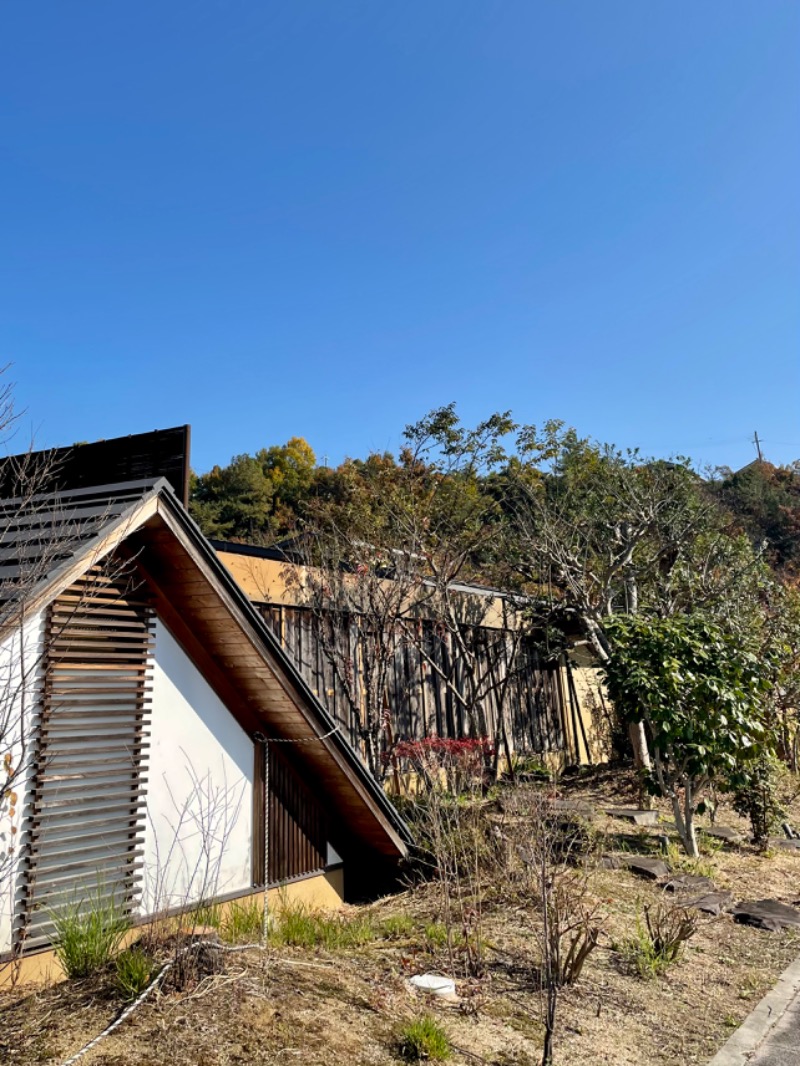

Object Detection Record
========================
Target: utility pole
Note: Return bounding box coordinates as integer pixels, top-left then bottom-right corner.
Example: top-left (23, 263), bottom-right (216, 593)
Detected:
top-left (753, 431), bottom-right (764, 462)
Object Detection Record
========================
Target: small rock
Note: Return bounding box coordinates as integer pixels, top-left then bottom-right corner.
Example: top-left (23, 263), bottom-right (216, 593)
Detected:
top-left (664, 874), bottom-right (715, 894)
top-left (604, 808), bottom-right (660, 827)
top-left (687, 891), bottom-right (734, 916)
top-left (732, 899), bottom-right (800, 932)
top-left (622, 855), bottom-right (671, 880)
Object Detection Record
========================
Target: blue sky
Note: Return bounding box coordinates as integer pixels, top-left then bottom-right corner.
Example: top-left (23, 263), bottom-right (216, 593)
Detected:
top-left (2, 2), bottom-right (798, 474)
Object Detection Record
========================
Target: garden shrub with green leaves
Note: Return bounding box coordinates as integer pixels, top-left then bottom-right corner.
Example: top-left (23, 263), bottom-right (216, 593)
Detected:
top-left (603, 613), bottom-right (773, 856)
top-left (728, 755), bottom-right (786, 849)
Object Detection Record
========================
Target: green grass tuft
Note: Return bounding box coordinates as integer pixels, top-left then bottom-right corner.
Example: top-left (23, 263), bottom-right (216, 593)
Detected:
top-left (269, 901), bottom-right (375, 950)
top-left (378, 914), bottom-right (415, 940)
top-left (423, 922), bottom-right (449, 951)
top-left (222, 898), bottom-right (264, 943)
top-left (51, 890), bottom-right (130, 979)
top-left (115, 947), bottom-right (157, 1000)
top-left (397, 1015), bottom-right (451, 1061)
top-left (190, 900), bottom-right (222, 930)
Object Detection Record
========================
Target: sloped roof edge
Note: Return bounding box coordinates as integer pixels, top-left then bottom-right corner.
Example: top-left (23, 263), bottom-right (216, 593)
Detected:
top-left (154, 488), bottom-right (412, 849)
top-left (0, 476), bottom-right (411, 852)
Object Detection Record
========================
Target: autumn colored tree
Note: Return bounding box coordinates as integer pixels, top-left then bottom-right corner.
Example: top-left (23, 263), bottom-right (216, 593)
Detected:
top-left (190, 436), bottom-right (316, 542)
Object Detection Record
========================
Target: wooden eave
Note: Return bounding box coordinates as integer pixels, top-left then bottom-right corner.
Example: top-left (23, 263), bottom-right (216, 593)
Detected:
top-left (123, 496), bottom-right (410, 859)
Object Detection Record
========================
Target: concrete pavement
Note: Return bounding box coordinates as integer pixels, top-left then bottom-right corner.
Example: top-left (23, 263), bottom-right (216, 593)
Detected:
top-left (708, 956), bottom-right (800, 1066)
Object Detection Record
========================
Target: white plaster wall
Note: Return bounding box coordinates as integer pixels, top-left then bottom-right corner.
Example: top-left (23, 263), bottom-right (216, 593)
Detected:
top-left (0, 611), bottom-right (45, 955)
top-left (141, 619), bottom-right (254, 916)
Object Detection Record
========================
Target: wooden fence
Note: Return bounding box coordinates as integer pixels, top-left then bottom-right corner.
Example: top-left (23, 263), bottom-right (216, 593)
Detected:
top-left (257, 603), bottom-right (583, 767)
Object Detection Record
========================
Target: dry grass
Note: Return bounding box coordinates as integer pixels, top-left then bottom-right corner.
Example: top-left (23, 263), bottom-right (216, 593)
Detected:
top-left (3, 770), bottom-right (800, 1066)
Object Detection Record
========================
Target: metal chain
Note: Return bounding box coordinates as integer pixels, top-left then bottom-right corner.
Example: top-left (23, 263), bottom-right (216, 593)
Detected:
top-left (258, 725), bottom-right (340, 743)
top-left (263, 737), bottom-right (269, 944)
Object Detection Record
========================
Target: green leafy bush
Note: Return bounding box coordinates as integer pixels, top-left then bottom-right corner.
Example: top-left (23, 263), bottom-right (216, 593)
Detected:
top-left (729, 756), bottom-right (786, 849)
top-left (51, 890), bottom-right (129, 979)
top-left (397, 1015), bottom-right (451, 1061)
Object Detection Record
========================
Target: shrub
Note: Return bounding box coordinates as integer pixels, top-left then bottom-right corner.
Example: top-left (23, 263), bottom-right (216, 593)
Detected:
top-left (51, 890), bottom-right (129, 979)
top-left (222, 898), bottom-right (263, 943)
top-left (623, 903), bottom-right (697, 979)
top-left (392, 736), bottom-right (494, 794)
top-left (729, 756), bottom-right (786, 849)
top-left (397, 1015), bottom-right (451, 1061)
top-left (115, 947), bottom-right (156, 1000)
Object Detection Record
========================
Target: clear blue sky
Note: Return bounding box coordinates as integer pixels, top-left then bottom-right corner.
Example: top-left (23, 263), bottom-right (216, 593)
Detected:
top-left (2, 2), bottom-right (798, 474)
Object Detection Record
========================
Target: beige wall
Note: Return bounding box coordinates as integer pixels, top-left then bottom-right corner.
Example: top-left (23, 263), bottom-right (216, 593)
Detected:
top-left (216, 550), bottom-right (524, 630)
top-left (0, 870), bottom-right (345, 990)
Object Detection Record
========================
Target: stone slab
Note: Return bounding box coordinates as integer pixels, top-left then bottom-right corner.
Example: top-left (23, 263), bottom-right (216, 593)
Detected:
top-left (771, 839), bottom-right (800, 852)
top-left (688, 891), bottom-right (734, 916)
top-left (623, 855), bottom-right (671, 880)
top-left (664, 874), bottom-right (715, 894)
top-left (732, 900), bottom-right (800, 933)
top-left (702, 826), bottom-right (746, 844)
top-left (550, 799), bottom-right (595, 821)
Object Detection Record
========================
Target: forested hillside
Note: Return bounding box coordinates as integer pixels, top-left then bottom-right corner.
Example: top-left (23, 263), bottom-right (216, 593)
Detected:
top-left (190, 413), bottom-right (800, 580)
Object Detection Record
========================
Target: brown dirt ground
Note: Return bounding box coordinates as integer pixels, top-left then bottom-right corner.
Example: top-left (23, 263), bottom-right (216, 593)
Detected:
top-left (4, 769), bottom-right (800, 1066)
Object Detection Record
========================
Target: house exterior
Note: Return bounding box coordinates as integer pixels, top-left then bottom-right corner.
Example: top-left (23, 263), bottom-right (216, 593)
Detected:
top-left (0, 477), bottom-right (410, 985)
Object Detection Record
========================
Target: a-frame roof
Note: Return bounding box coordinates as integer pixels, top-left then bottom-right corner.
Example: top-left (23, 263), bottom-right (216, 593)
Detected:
top-left (0, 476), bottom-right (411, 860)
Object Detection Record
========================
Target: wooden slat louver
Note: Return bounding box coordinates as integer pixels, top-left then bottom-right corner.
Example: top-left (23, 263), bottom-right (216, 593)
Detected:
top-left (268, 747), bottom-right (326, 885)
top-left (16, 566), bottom-right (154, 952)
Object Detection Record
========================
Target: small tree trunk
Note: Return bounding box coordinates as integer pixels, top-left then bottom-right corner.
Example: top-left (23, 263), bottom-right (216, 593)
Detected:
top-left (628, 720), bottom-right (652, 773)
top-left (670, 787), bottom-right (699, 858)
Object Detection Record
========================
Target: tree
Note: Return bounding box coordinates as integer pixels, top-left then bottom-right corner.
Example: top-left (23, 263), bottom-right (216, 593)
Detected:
top-left (292, 406), bottom-right (531, 780)
top-left (190, 437), bottom-right (316, 543)
top-left (506, 424), bottom-right (712, 770)
top-left (602, 613), bottom-right (772, 856)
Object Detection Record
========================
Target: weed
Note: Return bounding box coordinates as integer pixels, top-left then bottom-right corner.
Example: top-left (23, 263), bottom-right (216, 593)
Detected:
top-left (190, 900), bottom-right (222, 930)
top-left (115, 947), bottom-right (156, 1000)
top-left (665, 840), bottom-right (716, 878)
top-left (51, 889), bottom-right (129, 979)
top-left (222, 898), bottom-right (263, 943)
top-left (269, 901), bottom-right (375, 950)
top-left (378, 914), bottom-right (415, 940)
top-left (622, 903), bottom-right (697, 979)
top-left (397, 1015), bottom-right (451, 1061)
top-left (424, 922), bottom-right (449, 951)
top-left (737, 971), bottom-right (762, 1001)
